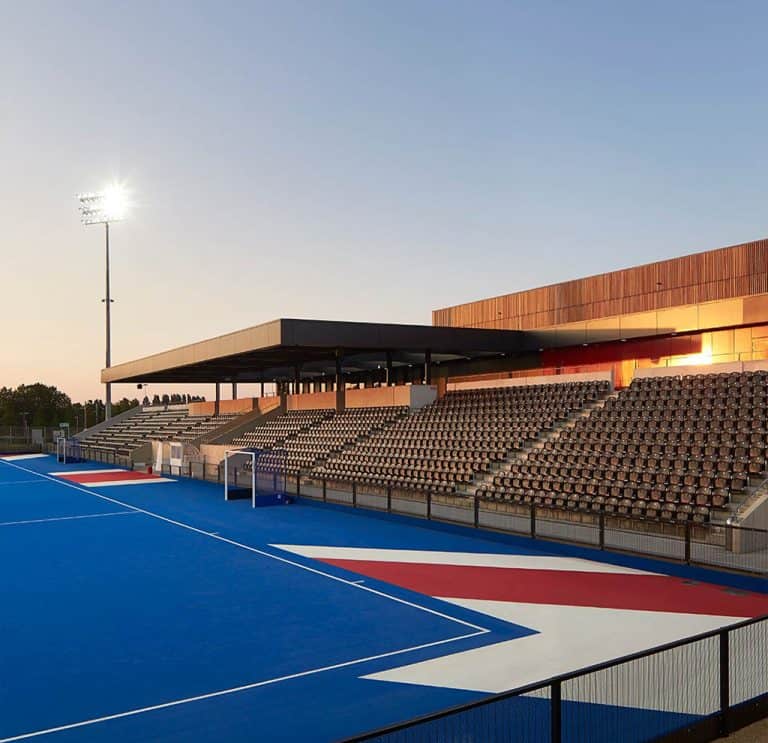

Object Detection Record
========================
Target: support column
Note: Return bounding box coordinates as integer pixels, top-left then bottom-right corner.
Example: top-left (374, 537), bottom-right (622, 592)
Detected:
top-left (260, 381), bottom-right (265, 398)
top-left (231, 382), bottom-right (238, 400)
top-left (335, 350), bottom-right (345, 412)
top-left (214, 383), bottom-right (221, 416)
top-left (424, 349), bottom-right (432, 385)
top-left (437, 376), bottom-right (447, 399)
top-left (386, 351), bottom-right (393, 387)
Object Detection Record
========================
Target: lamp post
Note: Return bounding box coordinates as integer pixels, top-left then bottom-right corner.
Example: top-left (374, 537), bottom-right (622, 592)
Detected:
top-left (77, 184), bottom-right (131, 420)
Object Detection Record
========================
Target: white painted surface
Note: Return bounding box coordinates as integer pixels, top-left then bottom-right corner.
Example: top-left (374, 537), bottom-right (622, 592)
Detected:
top-left (80, 478), bottom-right (175, 487)
top-left (271, 545), bottom-right (656, 575)
top-left (0, 453), bottom-right (48, 461)
top-left (364, 599), bottom-right (743, 714)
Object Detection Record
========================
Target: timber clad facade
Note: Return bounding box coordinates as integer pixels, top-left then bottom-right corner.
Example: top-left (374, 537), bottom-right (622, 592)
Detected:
top-left (432, 239), bottom-right (768, 331)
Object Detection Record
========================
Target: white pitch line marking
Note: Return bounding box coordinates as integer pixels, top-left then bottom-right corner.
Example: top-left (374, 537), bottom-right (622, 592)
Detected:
top-left (0, 627), bottom-right (484, 743)
top-left (0, 459), bottom-right (490, 634)
top-left (48, 469), bottom-right (125, 476)
top-left (0, 511), bottom-right (137, 528)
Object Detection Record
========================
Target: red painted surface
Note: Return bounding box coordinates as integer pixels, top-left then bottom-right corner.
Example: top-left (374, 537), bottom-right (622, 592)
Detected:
top-left (321, 559), bottom-right (768, 617)
top-left (60, 471), bottom-right (161, 484)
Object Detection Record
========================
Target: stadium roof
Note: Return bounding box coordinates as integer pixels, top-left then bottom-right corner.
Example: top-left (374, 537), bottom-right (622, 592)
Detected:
top-left (101, 318), bottom-right (531, 384)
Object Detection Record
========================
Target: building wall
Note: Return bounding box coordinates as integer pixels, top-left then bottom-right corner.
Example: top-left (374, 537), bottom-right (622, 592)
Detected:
top-left (286, 385), bottom-right (437, 411)
top-left (434, 238), bottom-right (768, 388)
top-left (433, 238), bottom-right (768, 331)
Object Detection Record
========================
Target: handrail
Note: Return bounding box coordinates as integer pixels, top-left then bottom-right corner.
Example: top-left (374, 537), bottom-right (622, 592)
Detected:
top-left (340, 612), bottom-right (768, 742)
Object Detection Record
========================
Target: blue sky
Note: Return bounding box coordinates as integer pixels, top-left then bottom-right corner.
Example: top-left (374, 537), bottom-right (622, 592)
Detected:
top-left (2, 1), bottom-right (767, 401)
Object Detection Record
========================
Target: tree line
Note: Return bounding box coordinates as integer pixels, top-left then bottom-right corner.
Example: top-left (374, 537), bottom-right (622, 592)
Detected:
top-left (0, 384), bottom-right (205, 431)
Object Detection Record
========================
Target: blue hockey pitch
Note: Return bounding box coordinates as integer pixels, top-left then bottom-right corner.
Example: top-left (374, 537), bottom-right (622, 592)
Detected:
top-left (1, 455), bottom-right (766, 742)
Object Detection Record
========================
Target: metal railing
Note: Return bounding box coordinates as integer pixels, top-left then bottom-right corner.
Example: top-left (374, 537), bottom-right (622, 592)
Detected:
top-left (291, 475), bottom-right (768, 576)
top-left (341, 614), bottom-right (768, 743)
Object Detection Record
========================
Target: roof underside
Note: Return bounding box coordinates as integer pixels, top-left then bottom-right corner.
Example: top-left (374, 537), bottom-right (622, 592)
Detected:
top-left (102, 319), bottom-right (530, 383)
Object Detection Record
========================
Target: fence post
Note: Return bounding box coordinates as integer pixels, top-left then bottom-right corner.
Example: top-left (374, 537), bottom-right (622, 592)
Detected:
top-left (217, 464), bottom-right (222, 484)
top-left (474, 495), bottom-right (480, 528)
top-left (685, 522), bottom-right (692, 565)
top-left (188, 461), bottom-right (192, 478)
top-left (323, 478), bottom-right (327, 503)
top-left (531, 503), bottom-right (537, 539)
top-left (720, 630), bottom-right (730, 737)
top-left (296, 477), bottom-right (301, 498)
top-left (427, 491), bottom-right (432, 520)
top-left (551, 679), bottom-right (562, 743)
top-left (387, 486), bottom-right (392, 513)
top-left (599, 511), bottom-right (605, 550)
top-left (352, 481), bottom-right (357, 508)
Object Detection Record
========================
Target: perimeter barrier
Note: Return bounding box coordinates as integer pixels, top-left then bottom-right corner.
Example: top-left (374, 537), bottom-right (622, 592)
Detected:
top-left (292, 475), bottom-right (768, 576)
top-left (340, 614), bottom-right (768, 743)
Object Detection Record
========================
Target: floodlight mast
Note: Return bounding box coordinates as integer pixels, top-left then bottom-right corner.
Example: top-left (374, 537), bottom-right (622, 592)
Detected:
top-left (77, 185), bottom-right (129, 421)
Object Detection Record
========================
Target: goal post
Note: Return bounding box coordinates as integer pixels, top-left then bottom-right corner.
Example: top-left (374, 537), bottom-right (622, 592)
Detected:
top-left (223, 447), bottom-right (292, 508)
top-left (223, 449), bottom-right (256, 502)
top-left (56, 437), bottom-right (84, 465)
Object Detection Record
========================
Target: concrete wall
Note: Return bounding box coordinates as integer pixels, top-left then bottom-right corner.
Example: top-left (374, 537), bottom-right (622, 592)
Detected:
top-left (188, 398), bottom-right (258, 416)
top-left (448, 370), bottom-right (614, 391)
top-left (204, 398), bottom-right (284, 446)
top-left (287, 391), bottom-right (337, 411)
top-left (408, 384), bottom-right (438, 409)
top-left (286, 385), bottom-right (437, 411)
top-left (199, 443), bottom-right (231, 465)
top-left (736, 490), bottom-right (768, 532)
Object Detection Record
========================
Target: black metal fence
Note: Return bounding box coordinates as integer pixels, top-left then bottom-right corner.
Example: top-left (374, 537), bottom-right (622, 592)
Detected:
top-left (340, 614), bottom-right (768, 743)
top-left (289, 475), bottom-right (768, 576)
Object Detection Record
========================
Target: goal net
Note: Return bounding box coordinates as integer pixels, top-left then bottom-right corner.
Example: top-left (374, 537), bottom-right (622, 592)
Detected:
top-left (223, 447), bottom-right (291, 507)
top-left (56, 437), bottom-right (84, 465)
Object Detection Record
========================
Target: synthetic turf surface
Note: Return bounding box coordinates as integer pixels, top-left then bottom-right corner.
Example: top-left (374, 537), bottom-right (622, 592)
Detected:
top-left (1, 455), bottom-right (766, 742)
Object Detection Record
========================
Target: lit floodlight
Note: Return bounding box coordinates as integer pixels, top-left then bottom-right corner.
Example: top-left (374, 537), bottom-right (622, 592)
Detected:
top-left (76, 180), bottom-right (135, 421)
top-left (78, 182), bottom-right (131, 225)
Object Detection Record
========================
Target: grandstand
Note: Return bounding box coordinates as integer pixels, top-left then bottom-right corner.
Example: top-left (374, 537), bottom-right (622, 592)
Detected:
top-left (232, 409), bottom-right (333, 451)
top-left (80, 241), bottom-right (768, 547)
top-left (314, 381), bottom-right (609, 493)
top-left (77, 405), bottom-right (239, 459)
top-left (475, 371), bottom-right (768, 524)
top-left (239, 406), bottom-right (410, 476)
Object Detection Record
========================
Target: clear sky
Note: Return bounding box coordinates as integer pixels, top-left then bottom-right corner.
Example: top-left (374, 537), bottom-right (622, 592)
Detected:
top-left (2, 1), bottom-right (767, 403)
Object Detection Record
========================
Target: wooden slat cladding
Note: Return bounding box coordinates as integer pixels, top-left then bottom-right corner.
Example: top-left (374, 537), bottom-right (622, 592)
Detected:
top-left (433, 239), bottom-right (768, 330)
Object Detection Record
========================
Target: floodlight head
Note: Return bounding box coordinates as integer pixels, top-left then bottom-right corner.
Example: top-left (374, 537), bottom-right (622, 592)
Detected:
top-left (78, 182), bottom-right (131, 225)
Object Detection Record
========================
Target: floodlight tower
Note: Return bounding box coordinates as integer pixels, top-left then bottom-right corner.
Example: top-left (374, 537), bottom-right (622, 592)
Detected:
top-left (77, 183), bottom-right (130, 420)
